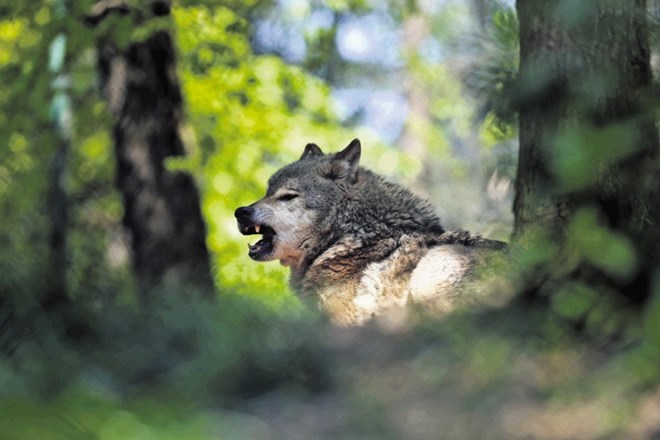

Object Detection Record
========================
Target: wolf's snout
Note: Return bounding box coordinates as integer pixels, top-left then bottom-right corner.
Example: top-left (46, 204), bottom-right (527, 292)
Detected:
top-left (234, 206), bottom-right (254, 223)
top-left (235, 204), bottom-right (276, 261)
top-left (235, 205), bottom-right (274, 237)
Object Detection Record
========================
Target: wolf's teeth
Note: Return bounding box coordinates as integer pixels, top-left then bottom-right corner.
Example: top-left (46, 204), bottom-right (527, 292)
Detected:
top-left (255, 225), bottom-right (261, 234)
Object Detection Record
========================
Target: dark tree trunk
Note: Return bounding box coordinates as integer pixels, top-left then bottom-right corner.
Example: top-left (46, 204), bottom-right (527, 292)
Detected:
top-left (91, 3), bottom-right (214, 299)
top-left (514, 0), bottom-right (660, 304)
top-left (45, 137), bottom-right (69, 308)
top-left (45, 2), bottom-right (73, 309)
top-left (514, 0), bottom-right (573, 238)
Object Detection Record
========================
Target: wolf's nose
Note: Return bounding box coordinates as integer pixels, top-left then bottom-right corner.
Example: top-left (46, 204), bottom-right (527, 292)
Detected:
top-left (234, 206), bottom-right (254, 222)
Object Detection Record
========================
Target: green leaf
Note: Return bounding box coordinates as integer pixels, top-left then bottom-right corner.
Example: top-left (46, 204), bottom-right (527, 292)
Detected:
top-left (567, 207), bottom-right (638, 280)
top-left (551, 282), bottom-right (599, 320)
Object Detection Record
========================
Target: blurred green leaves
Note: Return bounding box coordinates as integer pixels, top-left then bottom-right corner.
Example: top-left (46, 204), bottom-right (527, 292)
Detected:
top-left (0, 290), bottom-right (327, 439)
top-left (566, 207), bottom-right (637, 281)
top-left (175, 5), bottom-right (330, 302)
top-left (551, 282), bottom-right (600, 321)
top-left (551, 123), bottom-right (640, 193)
top-left (465, 5), bottom-right (519, 130)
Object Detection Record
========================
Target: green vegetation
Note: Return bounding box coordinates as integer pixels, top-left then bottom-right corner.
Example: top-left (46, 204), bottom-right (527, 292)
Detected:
top-left (0, 1), bottom-right (658, 439)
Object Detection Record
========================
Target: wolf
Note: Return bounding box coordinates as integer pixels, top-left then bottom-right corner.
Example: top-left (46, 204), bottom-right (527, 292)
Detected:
top-left (235, 139), bottom-right (505, 325)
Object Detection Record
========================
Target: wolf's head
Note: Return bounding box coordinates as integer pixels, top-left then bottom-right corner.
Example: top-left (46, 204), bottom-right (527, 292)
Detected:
top-left (234, 139), bottom-right (362, 271)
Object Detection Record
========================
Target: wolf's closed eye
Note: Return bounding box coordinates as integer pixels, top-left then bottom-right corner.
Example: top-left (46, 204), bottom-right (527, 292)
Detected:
top-left (277, 193), bottom-right (298, 201)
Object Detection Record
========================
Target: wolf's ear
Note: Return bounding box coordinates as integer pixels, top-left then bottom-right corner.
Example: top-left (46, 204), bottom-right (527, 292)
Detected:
top-left (330, 138), bottom-right (361, 184)
top-left (300, 143), bottom-right (324, 161)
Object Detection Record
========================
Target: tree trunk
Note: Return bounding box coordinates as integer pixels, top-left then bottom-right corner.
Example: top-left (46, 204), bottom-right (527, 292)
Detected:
top-left (514, 0), bottom-right (659, 304)
top-left (514, 0), bottom-right (570, 238)
top-left (91, 2), bottom-right (214, 299)
top-left (399, 1), bottom-right (434, 195)
top-left (45, 3), bottom-right (72, 309)
top-left (400, 4), bottom-right (430, 160)
top-left (471, 0), bottom-right (490, 30)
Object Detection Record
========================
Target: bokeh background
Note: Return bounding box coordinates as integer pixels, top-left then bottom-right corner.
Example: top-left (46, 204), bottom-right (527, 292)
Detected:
top-left (1, 1), bottom-right (659, 439)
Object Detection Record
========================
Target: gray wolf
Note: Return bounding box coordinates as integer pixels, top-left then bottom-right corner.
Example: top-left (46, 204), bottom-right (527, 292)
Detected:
top-left (235, 139), bottom-right (505, 325)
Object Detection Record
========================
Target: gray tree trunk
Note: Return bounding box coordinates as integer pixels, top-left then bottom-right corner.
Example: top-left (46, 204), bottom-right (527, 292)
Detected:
top-left (514, 0), bottom-right (659, 303)
top-left (400, 2), bottom-right (432, 194)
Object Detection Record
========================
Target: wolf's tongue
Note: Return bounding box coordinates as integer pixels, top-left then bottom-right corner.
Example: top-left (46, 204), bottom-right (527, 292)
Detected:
top-left (248, 238), bottom-right (273, 259)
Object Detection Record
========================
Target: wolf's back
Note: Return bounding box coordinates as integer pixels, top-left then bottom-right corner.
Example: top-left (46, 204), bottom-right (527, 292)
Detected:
top-left (304, 227), bottom-right (504, 325)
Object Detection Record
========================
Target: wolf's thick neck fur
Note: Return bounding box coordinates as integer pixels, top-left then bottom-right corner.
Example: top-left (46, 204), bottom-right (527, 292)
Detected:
top-left (293, 168), bottom-right (439, 270)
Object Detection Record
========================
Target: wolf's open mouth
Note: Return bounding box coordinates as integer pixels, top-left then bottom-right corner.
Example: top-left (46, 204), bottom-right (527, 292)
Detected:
top-left (240, 224), bottom-right (276, 260)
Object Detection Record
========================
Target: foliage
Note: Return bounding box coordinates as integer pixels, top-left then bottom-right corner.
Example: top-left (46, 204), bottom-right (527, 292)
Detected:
top-left (1, 289), bottom-right (658, 439)
top-left (0, 0), bottom-right (659, 439)
top-left (464, 5), bottom-right (519, 129)
top-left (0, 291), bottom-right (327, 439)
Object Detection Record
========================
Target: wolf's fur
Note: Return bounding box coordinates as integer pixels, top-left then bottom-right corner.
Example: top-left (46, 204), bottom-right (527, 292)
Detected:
top-left (235, 139), bottom-right (504, 325)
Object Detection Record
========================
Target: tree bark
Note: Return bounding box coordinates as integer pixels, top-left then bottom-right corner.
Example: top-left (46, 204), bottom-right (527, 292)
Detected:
top-left (471, 0), bottom-right (490, 30)
top-left (45, 3), bottom-right (73, 309)
top-left (92, 2), bottom-right (214, 299)
top-left (400, 5), bottom-right (431, 160)
top-left (399, 1), bottom-right (434, 196)
top-left (514, 0), bottom-right (570, 238)
top-left (514, 0), bottom-right (659, 303)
